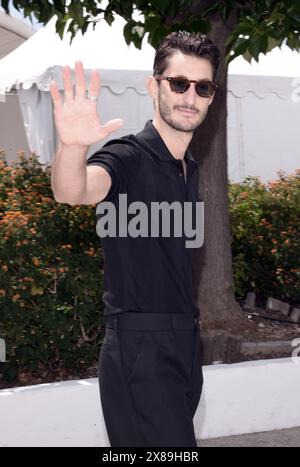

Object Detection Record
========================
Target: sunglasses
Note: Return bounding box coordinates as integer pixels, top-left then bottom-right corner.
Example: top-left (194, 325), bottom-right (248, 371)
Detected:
top-left (155, 75), bottom-right (217, 98)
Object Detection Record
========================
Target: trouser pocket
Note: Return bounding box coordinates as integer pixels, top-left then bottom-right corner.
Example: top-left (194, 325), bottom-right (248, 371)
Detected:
top-left (119, 329), bottom-right (148, 384)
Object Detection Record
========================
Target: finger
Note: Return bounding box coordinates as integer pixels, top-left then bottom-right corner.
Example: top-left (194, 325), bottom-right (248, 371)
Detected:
top-left (62, 66), bottom-right (73, 102)
top-left (101, 118), bottom-right (124, 137)
top-left (49, 80), bottom-right (62, 109)
top-left (89, 69), bottom-right (100, 99)
top-left (75, 61), bottom-right (86, 100)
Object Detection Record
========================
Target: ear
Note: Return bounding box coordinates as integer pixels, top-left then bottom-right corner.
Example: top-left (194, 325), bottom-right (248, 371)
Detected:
top-left (147, 76), bottom-right (157, 99)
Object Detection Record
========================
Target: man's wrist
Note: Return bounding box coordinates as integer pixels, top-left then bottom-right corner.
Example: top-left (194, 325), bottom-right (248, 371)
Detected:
top-left (58, 141), bottom-right (89, 157)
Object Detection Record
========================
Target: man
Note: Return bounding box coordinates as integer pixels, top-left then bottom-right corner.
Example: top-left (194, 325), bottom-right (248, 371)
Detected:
top-left (50, 31), bottom-right (220, 447)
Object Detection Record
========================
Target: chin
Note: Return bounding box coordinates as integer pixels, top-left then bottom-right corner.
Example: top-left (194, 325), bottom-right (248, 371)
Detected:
top-left (171, 120), bottom-right (200, 133)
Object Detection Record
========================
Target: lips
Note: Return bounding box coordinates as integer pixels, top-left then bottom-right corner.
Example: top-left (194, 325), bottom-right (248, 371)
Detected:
top-left (176, 107), bottom-right (198, 115)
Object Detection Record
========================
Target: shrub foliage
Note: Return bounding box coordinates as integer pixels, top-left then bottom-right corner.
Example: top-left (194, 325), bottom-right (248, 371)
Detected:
top-left (229, 170), bottom-right (300, 306)
top-left (0, 152), bottom-right (299, 384)
top-left (0, 152), bottom-right (104, 383)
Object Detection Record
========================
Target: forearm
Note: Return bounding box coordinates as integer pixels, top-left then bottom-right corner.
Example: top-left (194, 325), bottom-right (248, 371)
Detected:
top-left (51, 142), bottom-right (88, 205)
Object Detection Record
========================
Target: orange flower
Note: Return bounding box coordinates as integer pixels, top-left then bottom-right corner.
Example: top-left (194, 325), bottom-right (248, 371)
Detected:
top-left (12, 293), bottom-right (21, 302)
top-left (61, 244), bottom-right (72, 250)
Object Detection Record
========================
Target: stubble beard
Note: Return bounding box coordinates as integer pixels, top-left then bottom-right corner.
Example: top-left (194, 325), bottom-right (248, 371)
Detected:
top-left (157, 89), bottom-right (208, 133)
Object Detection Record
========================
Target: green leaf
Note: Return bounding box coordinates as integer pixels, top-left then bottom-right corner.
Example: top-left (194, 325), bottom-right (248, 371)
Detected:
top-left (68, 1), bottom-right (83, 21)
top-left (12, 0), bottom-right (20, 12)
top-left (242, 50), bottom-right (252, 63)
top-left (53, 0), bottom-right (65, 15)
top-left (179, 0), bottom-right (193, 10)
top-left (234, 22), bottom-right (254, 36)
top-left (1, 0), bottom-right (10, 14)
top-left (31, 285), bottom-right (44, 296)
top-left (286, 35), bottom-right (300, 50)
top-left (219, 1), bottom-right (232, 23)
top-left (188, 18), bottom-right (210, 34)
top-left (201, 1), bottom-right (221, 19)
top-left (226, 37), bottom-right (249, 64)
top-left (148, 27), bottom-right (169, 50)
top-left (265, 0), bottom-right (274, 9)
top-left (225, 32), bottom-right (237, 51)
top-left (81, 21), bottom-right (90, 36)
top-left (267, 35), bottom-right (280, 52)
top-left (123, 19), bottom-right (141, 46)
top-left (150, 0), bottom-right (172, 16)
top-left (168, 1), bottom-right (180, 19)
top-left (248, 36), bottom-right (262, 61)
top-left (260, 34), bottom-right (269, 54)
top-left (144, 15), bottom-right (161, 32)
top-left (55, 16), bottom-right (68, 40)
top-left (104, 11), bottom-right (115, 26)
top-left (234, 37), bottom-right (249, 55)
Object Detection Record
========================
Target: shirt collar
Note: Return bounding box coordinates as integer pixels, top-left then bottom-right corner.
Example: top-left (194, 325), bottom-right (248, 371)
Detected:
top-left (136, 120), bottom-right (200, 165)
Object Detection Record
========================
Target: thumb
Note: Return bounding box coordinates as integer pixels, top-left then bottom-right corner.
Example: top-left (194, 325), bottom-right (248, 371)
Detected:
top-left (102, 118), bottom-right (124, 136)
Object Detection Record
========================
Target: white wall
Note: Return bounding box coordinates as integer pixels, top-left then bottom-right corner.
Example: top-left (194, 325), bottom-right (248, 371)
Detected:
top-left (196, 357), bottom-right (300, 439)
top-left (0, 93), bottom-right (30, 163)
top-left (227, 77), bottom-right (300, 183)
top-left (0, 358), bottom-right (299, 447)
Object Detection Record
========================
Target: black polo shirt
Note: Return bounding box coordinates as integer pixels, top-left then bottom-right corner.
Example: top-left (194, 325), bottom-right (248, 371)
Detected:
top-left (86, 120), bottom-right (201, 317)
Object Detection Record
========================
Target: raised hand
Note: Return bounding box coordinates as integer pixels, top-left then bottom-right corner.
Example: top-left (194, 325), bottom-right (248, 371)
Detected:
top-left (50, 61), bottom-right (123, 147)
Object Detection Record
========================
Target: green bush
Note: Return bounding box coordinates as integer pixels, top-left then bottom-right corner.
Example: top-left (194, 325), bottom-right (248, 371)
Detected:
top-left (0, 151), bottom-right (104, 384)
top-left (229, 170), bottom-right (300, 306)
top-left (1, 151), bottom-right (299, 385)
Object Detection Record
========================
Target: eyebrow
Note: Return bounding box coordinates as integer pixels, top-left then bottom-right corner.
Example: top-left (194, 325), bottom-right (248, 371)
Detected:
top-left (166, 74), bottom-right (212, 80)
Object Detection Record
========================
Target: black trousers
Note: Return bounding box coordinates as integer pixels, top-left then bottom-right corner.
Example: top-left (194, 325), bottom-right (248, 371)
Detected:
top-left (98, 311), bottom-right (203, 447)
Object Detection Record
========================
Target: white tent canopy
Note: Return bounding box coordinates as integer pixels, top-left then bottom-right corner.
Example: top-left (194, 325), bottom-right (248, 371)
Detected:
top-left (0, 14), bottom-right (155, 94)
top-left (0, 15), bottom-right (157, 163)
top-left (0, 14), bottom-right (299, 180)
top-left (0, 10), bottom-right (34, 59)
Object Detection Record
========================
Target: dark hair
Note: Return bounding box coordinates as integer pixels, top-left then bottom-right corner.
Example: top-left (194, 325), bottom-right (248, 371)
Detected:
top-left (153, 31), bottom-right (220, 81)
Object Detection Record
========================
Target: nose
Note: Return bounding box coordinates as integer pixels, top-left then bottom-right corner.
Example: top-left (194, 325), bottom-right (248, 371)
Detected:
top-left (182, 83), bottom-right (198, 105)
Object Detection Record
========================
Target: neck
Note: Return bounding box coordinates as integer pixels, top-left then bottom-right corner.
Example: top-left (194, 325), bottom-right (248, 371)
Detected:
top-left (152, 117), bottom-right (193, 160)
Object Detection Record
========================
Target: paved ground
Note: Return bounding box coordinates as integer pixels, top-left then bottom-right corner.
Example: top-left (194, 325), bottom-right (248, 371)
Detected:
top-left (198, 427), bottom-right (300, 447)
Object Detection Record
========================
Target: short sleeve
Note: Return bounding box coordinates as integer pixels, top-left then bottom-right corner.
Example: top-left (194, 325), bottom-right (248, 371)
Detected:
top-left (86, 138), bottom-right (140, 202)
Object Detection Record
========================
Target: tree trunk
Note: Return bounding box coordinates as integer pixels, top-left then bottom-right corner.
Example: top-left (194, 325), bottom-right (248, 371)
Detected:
top-left (191, 13), bottom-right (244, 328)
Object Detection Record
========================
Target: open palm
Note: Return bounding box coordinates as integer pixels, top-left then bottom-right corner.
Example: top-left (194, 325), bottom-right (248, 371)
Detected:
top-left (50, 61), bottom-right (123, 147)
